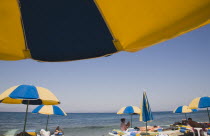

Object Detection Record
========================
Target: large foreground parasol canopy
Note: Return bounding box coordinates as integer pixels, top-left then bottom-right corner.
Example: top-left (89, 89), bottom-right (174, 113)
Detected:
top-left (0, 0), bottom-right (210, 62)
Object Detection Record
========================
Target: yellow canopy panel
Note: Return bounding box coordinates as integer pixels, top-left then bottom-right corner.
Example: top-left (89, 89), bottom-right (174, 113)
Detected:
top-left (95, 0), bottom-right (210, 52)
top-left (0, 0), bottom-right (28, 60)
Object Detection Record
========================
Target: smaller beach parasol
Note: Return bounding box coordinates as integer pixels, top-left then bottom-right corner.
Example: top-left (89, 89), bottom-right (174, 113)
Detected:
top-left (32, 105), bottom-right (67, 131)
top-left (189, 96), bottom-right (210, 122)
top-left (0, 85), bottom-right (60, 134)
top-left (140, 92), bottom-right (153, 134)
top-left (173, 105), bottom-right (197, 120)
top-left (117, 106), bottom-right (141, 128)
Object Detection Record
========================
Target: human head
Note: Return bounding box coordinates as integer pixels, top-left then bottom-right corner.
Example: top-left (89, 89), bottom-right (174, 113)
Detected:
top-left (55, 126), bottom-right (60, 130)
top-left (121, 118), bottom-right (125, 123)
top-left (188, 118), bottom-right (192, 121)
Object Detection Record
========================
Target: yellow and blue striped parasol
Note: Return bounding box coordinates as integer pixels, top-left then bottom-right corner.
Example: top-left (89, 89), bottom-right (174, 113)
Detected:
top-left (0, 85), bottom-right (60, 105)
top-left (0, 85), bottom-right (60, 133)
top-left (173, 105), bottom-right (197, 120)
top-left (32, 105), bottom-right (67, 131)
top-left (189, 96), bottom-right (210, 122)
top-left (140, 92), bottom-right (153, 133)
top-left (0, 0), bottom-right (209, 62)
top-left (117, 106), bottom-right (140, 127)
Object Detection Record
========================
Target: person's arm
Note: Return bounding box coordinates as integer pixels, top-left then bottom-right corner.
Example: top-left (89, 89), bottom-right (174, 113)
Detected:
top-left (126, 121), bottom-right (130, 128)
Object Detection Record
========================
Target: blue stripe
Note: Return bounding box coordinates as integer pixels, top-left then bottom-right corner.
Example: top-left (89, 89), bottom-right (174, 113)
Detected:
top-left (32, 105), bottom-right (44, 113)
top-left (198, 97), bottom-right (210, 108)
top-left (53, 106), bottom-right (65, 116)
top-left (192, 109), bottom-right (198, 112)
top-left (175, 106), bottom-right (183, 113)
top-left (142, 92), bottom-right (153, 122)
top-left (9, 85), bottom-right (39, 99)
top-left (123, 106), bottom-right (135, 114)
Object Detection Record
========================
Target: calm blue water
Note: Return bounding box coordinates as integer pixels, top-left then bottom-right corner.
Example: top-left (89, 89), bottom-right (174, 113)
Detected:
top-left (0, 111), bottom-right (209, 136)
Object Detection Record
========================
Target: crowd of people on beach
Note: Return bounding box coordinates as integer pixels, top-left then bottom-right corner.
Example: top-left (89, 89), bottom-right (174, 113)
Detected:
top-left (120, 117), bottom-right (210, 133)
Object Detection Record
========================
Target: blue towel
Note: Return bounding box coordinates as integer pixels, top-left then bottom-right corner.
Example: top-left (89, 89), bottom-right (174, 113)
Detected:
top-left (207, 129), bottom-right (210, 135)
top-left (180, 129), bottom-right (188, 133)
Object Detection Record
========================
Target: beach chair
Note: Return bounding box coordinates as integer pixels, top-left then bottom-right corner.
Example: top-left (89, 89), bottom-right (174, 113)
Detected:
top-left (40, 129), bottom-right (50, 136)
top-left (179, 126), bottom-right (196, 136)
top-left (203, 128), bottom-right (210, 136)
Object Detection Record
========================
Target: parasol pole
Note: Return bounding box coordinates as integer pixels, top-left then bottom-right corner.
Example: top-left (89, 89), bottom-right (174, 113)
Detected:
top-left (23, 100), bottom-right (29, 133)
top-left (207, 107), bottom-right (210, 123)
top-left (130, 114), bottom-right (132, 128)
top-left (46, 115), bottom-right (50, 131)
top-left (146, 121), bottom-right (148, 135)
top-left (185, 113), bottom-right (187, 120)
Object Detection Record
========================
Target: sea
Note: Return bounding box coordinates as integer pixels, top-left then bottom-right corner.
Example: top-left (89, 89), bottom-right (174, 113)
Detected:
top-left (0, 111), bottom-right (209, 136)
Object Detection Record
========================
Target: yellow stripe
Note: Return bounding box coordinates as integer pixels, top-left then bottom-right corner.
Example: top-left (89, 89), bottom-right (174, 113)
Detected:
top-left (95, 0), bottom-right (210, 52)
top-left (189, 97), bottom-right (200, 109)
top-left (0, 86), bottom-right (22, 104)
top-left (139, 103), bottom-right (143, 121)
top-left (132, 106), bottom-right (141, 114)
top-left (182, 105), bottom-right (194, 113)
top-left (59, 106), bottom-right (67, 116)
top-left (39, 105), bottom-right (54, 115)
top-left (0, 86), bottom-right (18, 100)
top-left (1, 97), bottom-right (22, 104)
top-left (117, 107), bottom-right (126, 114)
top-left (0, 0), bottom-right (28, 60)
top-left (37, 87), bottom-right (60, 105)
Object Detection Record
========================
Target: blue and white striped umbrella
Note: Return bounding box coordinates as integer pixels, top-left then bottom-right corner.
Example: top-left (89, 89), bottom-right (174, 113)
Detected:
top-left (32, 105), bottom-right (67, 131)
top-left (0, 85), bottom-right (60, 105)
top-left (140, 92), bottom-right (153, 133)
top-left (189, 96), bottom-right (210, 122)
top-left (32, 105), bottom-right (67, 116)
top-left (173, 105), bottom-right (197, 120)
top-left (117, 106), bottom-right (140, 127)
top-left (117, 106), bottom-right (140, 115)
top-left (174, 105), bottom-right (197, 113)
top-left (0, 85), bottom-right (60, 132)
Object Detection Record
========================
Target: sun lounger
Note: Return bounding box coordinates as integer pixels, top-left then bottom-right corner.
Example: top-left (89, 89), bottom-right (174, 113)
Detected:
top-left (39, 129), bottom-right (50, 136)
top-left (109, 128), bottom-right (141, 136)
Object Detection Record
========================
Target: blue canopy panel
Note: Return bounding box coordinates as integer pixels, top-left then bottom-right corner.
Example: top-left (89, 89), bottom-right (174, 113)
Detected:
top-left (175, 106), bottom-right (183, 113)
top-left (9, 85), bottom-right (39, 99)
top-left (123, 106), bottom-right (135, 114)
top-left (19, 0), bottom-right (117, 62)
top-left (198, 97), bottom-right (210, 108)
top-left (53, 105), bottom-right (66, 115)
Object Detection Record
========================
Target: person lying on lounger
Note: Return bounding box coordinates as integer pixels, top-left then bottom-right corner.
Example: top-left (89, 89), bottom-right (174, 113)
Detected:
top-left (54, 126), bottom-right (63, 135)
top-left (187, 118), bottom-right (204, 128)
top-left (139, 125), bottom-right (161, 131)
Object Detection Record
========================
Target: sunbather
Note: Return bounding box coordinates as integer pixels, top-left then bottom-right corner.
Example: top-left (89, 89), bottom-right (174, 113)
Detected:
top-left (139, 125), bottom-right (161, 132)
top-left (187, 118), bottom-right (204, 128)
top-left (54, 126), bottom-right (63, 135)
top-left (120, 118), bottom-right (130, 131)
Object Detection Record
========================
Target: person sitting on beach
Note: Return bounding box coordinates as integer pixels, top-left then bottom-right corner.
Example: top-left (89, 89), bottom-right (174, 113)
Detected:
top-left (120, 118), bottom-right (130, 131)
top-left (187, 118), bottom-right (204, 128)
top-left (54, 126), bottom-right (63, 135)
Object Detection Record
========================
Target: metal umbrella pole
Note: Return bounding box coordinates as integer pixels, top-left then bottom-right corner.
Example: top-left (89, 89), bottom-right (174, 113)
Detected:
top-left (23, 100), bottom-right (29, 132)
top-left (46, 115), bottom-right (50, 131)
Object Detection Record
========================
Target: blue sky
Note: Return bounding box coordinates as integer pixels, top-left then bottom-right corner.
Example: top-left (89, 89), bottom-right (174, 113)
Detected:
top-left (0, 24), bottom-right (209, 113)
